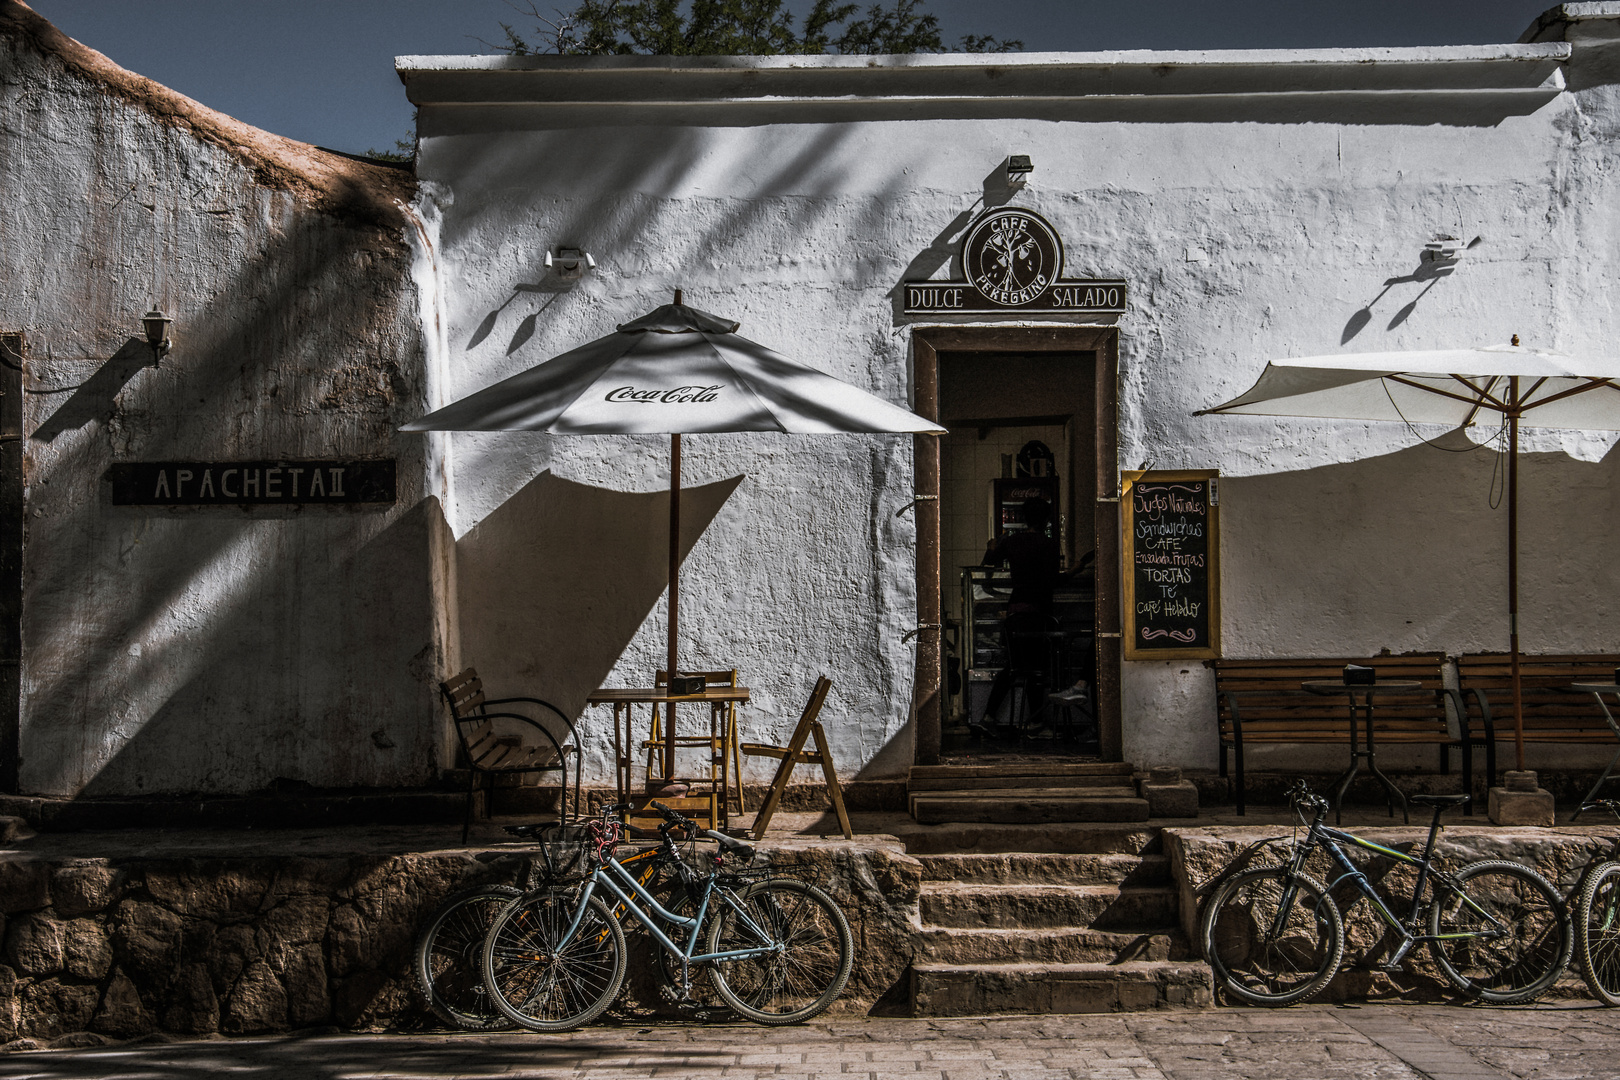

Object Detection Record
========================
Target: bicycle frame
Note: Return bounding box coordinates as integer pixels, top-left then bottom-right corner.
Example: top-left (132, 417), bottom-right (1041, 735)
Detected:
top-left (554, 847), bottom-right (783, 967)
top-left (1282, 803), bottom-right (1510, 957)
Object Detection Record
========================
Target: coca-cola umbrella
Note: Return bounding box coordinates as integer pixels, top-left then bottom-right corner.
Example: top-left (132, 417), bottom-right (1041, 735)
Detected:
top-left (403, 292), bottom-right (944, 777)
top-left (1198, 337), bottom-right (1620, 773)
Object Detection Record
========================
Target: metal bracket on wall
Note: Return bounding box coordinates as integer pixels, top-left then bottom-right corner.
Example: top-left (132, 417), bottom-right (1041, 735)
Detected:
top-left (902, 623), bottom-right (943, 644)
top-left (1097, 632), bottom-right (1123, 639)
top-left (894, 495), bottom-right (939, 517)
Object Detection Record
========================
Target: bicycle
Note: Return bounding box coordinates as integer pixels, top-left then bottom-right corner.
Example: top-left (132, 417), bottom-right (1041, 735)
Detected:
top-left (415, 819), bottom-right (683, 1029)
top-left (481, 799), bottom-right (853, 1031)
top-left (1573, 799), bottom-right (1620, 1005)
top-left (1200, 781), bottom-right (1571, 1007)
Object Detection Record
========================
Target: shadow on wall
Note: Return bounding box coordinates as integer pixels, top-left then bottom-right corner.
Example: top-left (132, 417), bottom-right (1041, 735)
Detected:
top-left (455, 469), bottom-right (743, 734)
top-left (64, 498), bottom-right (448, 797)
top-left (1216, 432), bottom-right (1620, 659)
top-left (28, 338), bottom-right (153, 441)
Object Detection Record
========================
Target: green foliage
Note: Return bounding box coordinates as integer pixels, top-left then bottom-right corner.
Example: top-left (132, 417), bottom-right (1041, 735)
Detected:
top-left (494, 0), bottom-right (1020, 56)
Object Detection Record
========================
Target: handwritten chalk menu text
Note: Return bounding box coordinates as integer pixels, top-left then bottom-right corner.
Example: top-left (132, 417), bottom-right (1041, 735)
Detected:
top-left (109, 460), bottom-right (396, 506)
top-left (1123, 470), bottom-right (1220, 660)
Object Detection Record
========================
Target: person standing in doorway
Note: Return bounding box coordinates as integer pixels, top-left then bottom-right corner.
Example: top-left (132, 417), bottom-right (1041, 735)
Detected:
top-left (975, 497), bottom-right (1060, 735)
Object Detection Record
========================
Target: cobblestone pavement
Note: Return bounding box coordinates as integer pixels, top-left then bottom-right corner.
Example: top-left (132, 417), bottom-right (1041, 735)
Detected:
top-left (3, 1006), bottom-right (1619, 1080)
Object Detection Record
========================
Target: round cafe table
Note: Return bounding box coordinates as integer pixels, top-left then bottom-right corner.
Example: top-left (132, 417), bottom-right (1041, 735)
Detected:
top-left (1302, 679), bottom-right (1421, 825)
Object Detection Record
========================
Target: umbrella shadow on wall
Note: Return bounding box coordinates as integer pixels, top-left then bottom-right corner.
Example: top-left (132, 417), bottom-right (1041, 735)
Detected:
top-left (454, 469), bottom-right (743, 723)
top-left (1214, 432), bottom-right (1620, 657)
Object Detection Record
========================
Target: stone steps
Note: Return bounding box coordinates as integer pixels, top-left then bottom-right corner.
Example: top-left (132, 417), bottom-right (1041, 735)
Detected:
top-left (917, 852), bottom-right (1169, 886)
top-left (906, 813), bottom-right (1212, 1016)
top-left (921, 882), bottom-right (1178, 931)
top-left (897, 821), bottom-right (1162, 856)
top-left (911, 961), bottom-right (1213, 1015)
top-left (909, 792), bottom-right (1150, 824)
top-left (913, 925), bottom-right (1190, 966)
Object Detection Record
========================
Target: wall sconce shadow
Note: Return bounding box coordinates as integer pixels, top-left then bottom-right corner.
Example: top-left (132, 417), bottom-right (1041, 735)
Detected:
top-left (31, 337), bottom-right (156, 443)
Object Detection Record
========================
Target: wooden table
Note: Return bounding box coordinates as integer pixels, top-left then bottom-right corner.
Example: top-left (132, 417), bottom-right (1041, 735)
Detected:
top-left (586, 686), bottom-right (751, 825)
top-left (1302, 680), bottom-right (1421, 825)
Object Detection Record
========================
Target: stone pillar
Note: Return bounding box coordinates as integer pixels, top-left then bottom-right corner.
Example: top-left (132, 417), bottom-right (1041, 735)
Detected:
top-left (1488, 769), bottom-right (1555, 826)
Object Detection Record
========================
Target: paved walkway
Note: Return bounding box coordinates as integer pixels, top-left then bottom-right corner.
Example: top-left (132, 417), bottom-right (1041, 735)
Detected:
top-left (3, 1006), bottom-right (1618, 1080)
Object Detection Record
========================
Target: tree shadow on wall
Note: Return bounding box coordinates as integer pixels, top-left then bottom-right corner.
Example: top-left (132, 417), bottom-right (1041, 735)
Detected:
top-left (454, 469), bottom-right (743, 723)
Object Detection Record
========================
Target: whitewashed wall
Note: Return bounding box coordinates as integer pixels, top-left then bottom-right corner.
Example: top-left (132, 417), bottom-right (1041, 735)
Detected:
top-left (1, 7), bottom-right (448, 797)
top-left (406, 14), bottom-right (1620, 782)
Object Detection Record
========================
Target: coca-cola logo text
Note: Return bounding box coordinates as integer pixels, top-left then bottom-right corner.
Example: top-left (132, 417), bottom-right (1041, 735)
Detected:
top-left (605, 385), bottom-right (722, 404)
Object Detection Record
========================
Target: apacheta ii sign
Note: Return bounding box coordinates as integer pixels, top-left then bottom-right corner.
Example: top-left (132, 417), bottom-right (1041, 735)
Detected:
top-left (108, 460), bottom-right (397, 506)
top-left (904, 207), bottom-right (1127, 316)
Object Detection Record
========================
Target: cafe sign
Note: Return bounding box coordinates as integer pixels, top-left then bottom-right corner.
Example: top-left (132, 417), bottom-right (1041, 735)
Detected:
top-left (109, 460), bottom-right (396, 506)
top-left (904, 207), bottom-right (1126, 316)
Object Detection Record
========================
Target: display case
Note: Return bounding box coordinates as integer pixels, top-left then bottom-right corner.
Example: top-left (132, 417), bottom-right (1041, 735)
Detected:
top-left (956, 565), bottom-right (1095, 726)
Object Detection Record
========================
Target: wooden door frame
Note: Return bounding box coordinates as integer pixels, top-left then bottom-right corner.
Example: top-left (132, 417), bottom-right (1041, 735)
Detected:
top-left (909, 325), bottom-right (1122, 765)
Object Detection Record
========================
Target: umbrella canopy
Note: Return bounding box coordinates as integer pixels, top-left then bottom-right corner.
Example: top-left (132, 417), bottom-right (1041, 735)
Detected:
top-left (1199, 339), bottom-right (1620, 774)
top-left (402, 300), bottom-right (941, 436)
top-left (405, 296), bottom-right (943, 777)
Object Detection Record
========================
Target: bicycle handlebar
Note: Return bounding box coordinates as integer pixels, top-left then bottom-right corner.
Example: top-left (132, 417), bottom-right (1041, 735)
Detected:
top-left (1581, 799), bottom-right (1620, 817)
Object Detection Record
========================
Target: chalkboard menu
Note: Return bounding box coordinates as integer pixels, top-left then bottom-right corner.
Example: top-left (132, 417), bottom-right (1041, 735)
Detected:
top-left (1123, 470), bottom-right (1220, 661)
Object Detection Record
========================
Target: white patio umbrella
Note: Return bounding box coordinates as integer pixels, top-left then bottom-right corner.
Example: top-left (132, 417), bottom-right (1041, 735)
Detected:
top-left (1199, 337), bottom-right (1620, 772)
top-left (404, 292), bottom-right (944, 776)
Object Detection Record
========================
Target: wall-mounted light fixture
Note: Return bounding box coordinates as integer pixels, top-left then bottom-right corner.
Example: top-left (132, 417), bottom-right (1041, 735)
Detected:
top-left (142, 308), bottom-right (172, 364)
top-left (545, 247), bottom-right (596, 281)
top-left (1006, 155), bottom-right (1033, 186)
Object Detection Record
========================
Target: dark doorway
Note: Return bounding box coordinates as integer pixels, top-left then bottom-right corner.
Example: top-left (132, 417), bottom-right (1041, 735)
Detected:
top-left (910, 328), bottom-right (1122, 767)
top-left (1, 334), bottom-right (22, 794)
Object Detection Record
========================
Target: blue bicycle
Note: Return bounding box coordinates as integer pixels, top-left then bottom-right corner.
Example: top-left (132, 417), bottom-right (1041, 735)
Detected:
top-left (480, 800), bottom-right (853, 1030)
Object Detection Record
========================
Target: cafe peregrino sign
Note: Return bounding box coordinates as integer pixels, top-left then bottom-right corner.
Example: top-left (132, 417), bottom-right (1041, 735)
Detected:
top-left (904, 207), bottom-right (1127, 316)
top-left (109, 460), bottom-right (396, 506)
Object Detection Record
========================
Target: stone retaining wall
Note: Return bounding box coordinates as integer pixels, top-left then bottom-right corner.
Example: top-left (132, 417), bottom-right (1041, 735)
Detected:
top-left (0, 840), bottom-right (922, 1043)
top-left (1164, 825), bottom-right (1609, 1002)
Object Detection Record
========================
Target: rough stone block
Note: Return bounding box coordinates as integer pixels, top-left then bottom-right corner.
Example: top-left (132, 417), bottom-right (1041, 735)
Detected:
top-left (51, 867), bottom-right (120, 917)
top-left (1137, 778), bottom-right (1199, 818)
top-left (91, 969), bottom-right (153, 1038)
top-left (5, 913), bottom-right (64, 976)
top-left (0, 863), bottom-right (49, 915)
top-left (1488, 786), bottom-right (1555, 826)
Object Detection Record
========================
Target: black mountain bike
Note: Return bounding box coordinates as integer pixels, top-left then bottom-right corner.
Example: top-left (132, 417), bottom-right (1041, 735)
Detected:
top-left (1200, 781), bottom-right (1570, 1006)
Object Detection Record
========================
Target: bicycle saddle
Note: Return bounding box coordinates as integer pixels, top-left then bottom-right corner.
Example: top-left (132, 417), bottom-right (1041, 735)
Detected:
top-left (703, 829), bottom-right (755, 860)
top-left (1409, 793), bottom-right (1470, 808)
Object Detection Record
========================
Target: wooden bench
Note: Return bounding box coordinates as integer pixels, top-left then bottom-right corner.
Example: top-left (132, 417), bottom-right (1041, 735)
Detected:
top-left (1456, 653), bottom-right (1620, 801)
top-left (1209, 654), bottom-right (1467, 815)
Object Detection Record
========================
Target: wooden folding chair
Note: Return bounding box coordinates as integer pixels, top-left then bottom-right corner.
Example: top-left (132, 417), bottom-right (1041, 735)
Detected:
top-left (643, 668), bottom-right (744, 818)
top-left (740, 676), bottom-right (853, 840)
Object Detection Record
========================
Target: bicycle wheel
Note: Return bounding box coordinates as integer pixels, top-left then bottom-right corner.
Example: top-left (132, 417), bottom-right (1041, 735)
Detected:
top-left (705, 878), bottom-right (853, 1024)
top-left (482, 891), bottom-right (627, 1031)
top-left (1576, 862), bottom-right (1620, 1005)
top-left (1427, 858), bottom-right (1571, 1004)
top-left (415, 884), bottom-right (522, 1030)
top-left (1200, 865), bottom-right (1344, 1006)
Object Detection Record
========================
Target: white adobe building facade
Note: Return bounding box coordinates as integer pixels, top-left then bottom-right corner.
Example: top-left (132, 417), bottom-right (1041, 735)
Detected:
top-left (5, 0), bottom-right (1620, 802)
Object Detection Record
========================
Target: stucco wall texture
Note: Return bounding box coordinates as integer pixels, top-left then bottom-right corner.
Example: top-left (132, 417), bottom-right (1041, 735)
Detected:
top-left (403, 10), bottom-right (1620, 781)
top-left (0, 3), bottom-right (449, 797)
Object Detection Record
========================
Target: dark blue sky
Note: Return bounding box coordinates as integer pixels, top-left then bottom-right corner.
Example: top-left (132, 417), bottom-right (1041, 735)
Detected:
top-left (30, 0), bottom-right (1555, 156)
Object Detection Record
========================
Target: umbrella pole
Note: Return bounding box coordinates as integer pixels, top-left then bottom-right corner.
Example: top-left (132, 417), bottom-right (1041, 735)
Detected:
top-left (665, 432), bottom-right (681, 780)
top-left (1509, 379), bottom-right (1525, 773)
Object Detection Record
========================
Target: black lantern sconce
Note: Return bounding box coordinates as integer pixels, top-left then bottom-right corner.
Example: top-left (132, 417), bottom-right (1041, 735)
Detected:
top-left (1006, 155), bottom-right (1033, 187)
top-left (142, 308), bottom-right (172, 365)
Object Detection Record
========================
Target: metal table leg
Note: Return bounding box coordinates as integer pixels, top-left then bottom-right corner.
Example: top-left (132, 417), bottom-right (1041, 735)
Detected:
top-left (1574, 690), bottom-right (1620, 821)
top-left (1360, 691), bottom-right (1409, 824)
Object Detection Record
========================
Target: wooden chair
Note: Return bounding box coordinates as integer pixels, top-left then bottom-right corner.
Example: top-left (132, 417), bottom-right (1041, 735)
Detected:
top-left (741, 677), bottom-right (853, 841)
top-left (643, 668), bottom-right (744, 819)
top-left (439, 667), bottom-right (580, 843)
